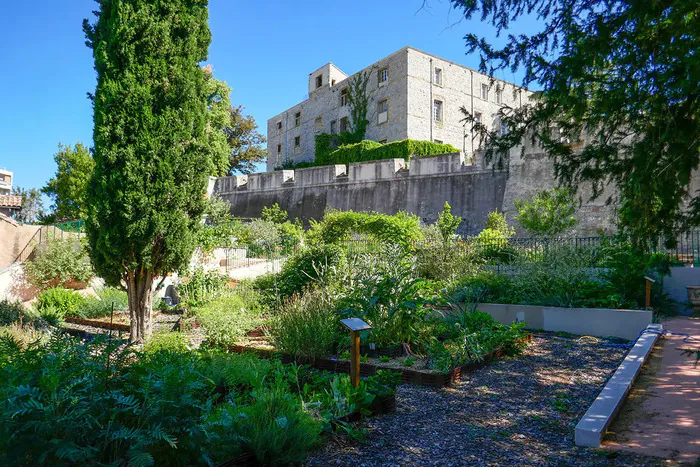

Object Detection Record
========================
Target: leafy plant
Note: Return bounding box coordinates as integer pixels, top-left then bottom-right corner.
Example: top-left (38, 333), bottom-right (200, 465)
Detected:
top-left (194, 292), bottom-right (264, 348)
top-left (378, 355), bottom-right (392, 363)
top-left (179, 268), bottom-right (230, 309)
top-left (261, 203), bottom-right (288, 224)
top-left (35, 288), bottom-right (84, 318)
top-left (402, 356), bottom-right (416, 367)
top-left (515, 187), bottom-right (577, 238)
top-left (0, 300), bottom-right (24, 327)
top-left (23, 238), bottom-right (93, 290)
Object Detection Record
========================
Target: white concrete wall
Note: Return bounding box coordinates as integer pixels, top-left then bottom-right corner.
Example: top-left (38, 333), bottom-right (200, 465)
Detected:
top-left (663, 266), bottom-right (700, 314)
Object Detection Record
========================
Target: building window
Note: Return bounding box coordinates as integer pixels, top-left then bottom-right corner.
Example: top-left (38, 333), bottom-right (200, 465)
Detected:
top-left (379, 139), bottom-right (388, 144)
top-left (332, 79), bottom-right (336, 86)
top-left (315, 75), bottom-right (323, 89)
top-left (378, 67), bottom-right (388, 85)
top-left (277, 144), bottom-right (282, 154)
top-left (314, 116), bottom-right (323, 133)
top-left (294, 111), bottom-right (301, 127)
top-left (496, 86), bottom-right (503, 104)
top-left (481, 84), bottom-right (489, 101)
top-left (330, 120), bottom-right (337, 135)
top-left (276, 121), bottom-right (282, 132)
top-left (340, 88), bottom-right (348, 106)
top-left (434, 68), bottom-right (442, 85)
top-left (433, 100), bottom-right (443, 121)
top-left (377, 99), bottom-right (389, 124)
top-left (500, 120), bottom-right (509, 136)
top-left (340, 116), bottom-right (349, 133)
top-left (294, 136), bottom-right (301, 148)
top-left (474, 112), bottom-right (482, 123)
top-left (434, 139), bottom-right (443, 144)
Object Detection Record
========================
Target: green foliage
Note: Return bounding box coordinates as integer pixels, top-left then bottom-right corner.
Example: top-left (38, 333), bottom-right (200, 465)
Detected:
top-left (84, 0), bottom-right (216, 342)
top-left (453, 0), bottom-right (700, 245)
top-left (41, 143), bottom-right (94, 222)
top-left (415, 230), bottom-right (481, 281)
top-left (0, 300), bottom-right (24, 327)
top-left (515, 188), bottom-right (577, 238)
top-left (73, 287), bottom-right (128, 319)
top-left (35, 288), bottom-right (85, 324)
top-left (347, 69), bottom-right (371, 141)
top-left (23, 238), bottom-right (93, 290)
top-left (437, 202), bottom-right (462, 243)
top-left (261, 203), bottom-right (288, 224)
top-left (314, 138), bottom-right (458, 167)
top-left (473, 210), bottom-right (517, 262)
top-left (144, 332), bottom-right (191, 354)
top-left (268, 288), bottom-right (344, 357)
top-left (193, 292), bottom-right (264, 348)
top-left (11, 187), bottom-right (45, 224)
top-left (309, 209), bottom-right (423, 249)
top-left (179, 268), bottom-right (230, 309)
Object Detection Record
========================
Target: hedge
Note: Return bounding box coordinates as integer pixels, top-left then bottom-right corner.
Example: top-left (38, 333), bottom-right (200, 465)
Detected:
top-left (313, 137), bottom-right (459, 167)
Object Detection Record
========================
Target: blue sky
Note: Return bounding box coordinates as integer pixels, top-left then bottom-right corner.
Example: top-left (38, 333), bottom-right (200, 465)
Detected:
top-left (0, 0), bottom-right (534, 194)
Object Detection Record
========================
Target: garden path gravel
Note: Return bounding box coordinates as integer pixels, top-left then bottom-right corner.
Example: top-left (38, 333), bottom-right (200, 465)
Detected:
top-left (307, 335), bottom-right (667, 466)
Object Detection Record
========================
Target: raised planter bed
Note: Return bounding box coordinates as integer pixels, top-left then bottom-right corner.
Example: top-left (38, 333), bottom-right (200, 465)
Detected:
top-left (477, 303), bottom-right (651, 340)
top-left (64, 316), bottom-right (131, 332)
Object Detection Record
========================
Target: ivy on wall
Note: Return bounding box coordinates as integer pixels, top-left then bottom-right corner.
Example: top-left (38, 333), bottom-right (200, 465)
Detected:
top-left (314, 139), bottom-right (459, 166)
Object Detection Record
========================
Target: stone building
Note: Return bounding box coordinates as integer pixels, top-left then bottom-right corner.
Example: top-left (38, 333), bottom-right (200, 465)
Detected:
top-left (266, 46), bottom-right (530, 171)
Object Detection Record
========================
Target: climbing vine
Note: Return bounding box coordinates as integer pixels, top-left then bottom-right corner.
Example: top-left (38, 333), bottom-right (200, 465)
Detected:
top-left (347, 69), bottom-right (372, 141)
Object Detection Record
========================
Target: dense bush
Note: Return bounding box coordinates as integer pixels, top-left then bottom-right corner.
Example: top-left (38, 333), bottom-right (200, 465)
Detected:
top-left (72, 287), bottom-right (129, 319)
top-left (0, 334), bottom-right (400, 465)
top-left (23, 238), bottom-right (93, 290)
top-left (193, 292), bottom-right (264, 348)
top-left (0, 300), bottom-right (24, 326)
top-left (179, 268), bottom-right (230, 309)
top-left (314, 138), bottom-right (458, 166)
top-left (35, 288), bottom-right (84, 319)
top-left (268, 288), bottom-right (345, 357)
top-left (309, 209), bottom-right (423, 248)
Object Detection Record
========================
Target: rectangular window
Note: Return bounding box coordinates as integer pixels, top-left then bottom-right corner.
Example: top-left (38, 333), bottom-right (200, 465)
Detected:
top-left (315, 75), bottom-right (323, 89)
top-left (340, 116), bottom-right (349, 133)
top-left (434, 68), bottom-right (442, 85)
top-left (340, 88), bottom-right (348, 106)
top-left (481, 84), bottom-right (489, 101)
top-left (294, 111), bottom-right (301, 127)
top-left (330, 120), bottom-right (337, 135)
top-left (377, 99), bottom-right (389, 124)
top-left (379, 139), bottom-right (388, 144)
top-left (378, 68), bottom-right (388, 85)
top-left (500, 120), bottom-right (508, 136)
top-left (277, 121), bottom-right (282, 131)
top-left (294, 136), bottom-right (301, 147)
top-left (433, 100), bottom-right (443, 121)
top-left (277, 144), bottom-right (282, 154)
top-left (314, 116), bottom-right (323, 133)
top-left (434, 139), bottom-right (443, 144)
top-left (496, 86), bottom-right (503, 104)
top-left (474, 112), bottom-right (482, 123)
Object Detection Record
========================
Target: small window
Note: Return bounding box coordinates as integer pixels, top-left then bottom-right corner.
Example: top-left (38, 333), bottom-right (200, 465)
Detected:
top-left (500, 120), bottom-right (508, 136)
top-left (378, 68), bottom-right (388, 85)
top-left (434, 68), bottom-right (442, 85)
top-left (434, 139), bottom-right (443, 144)
top-left (315, 75), bottom-right (323, 89)
top-left (481, 84), bottom-right (489, 100)
top-left (496, 86), bottom-right (503, 104)
top-left (314, 116), bottom-right (323, 133)
top-left (379, 139), bottom-right (388, 144)
top-left (330, 120), bottom-right (337, 135)
top-left (378, 99), bottom-right (389, 124)
top-left (474, 112), bottom-right (482, 123)
top-left (339, 116), bottom-right (349, 133)
top-left (331, 79), bottom-right (336, 86)
top-left (433, 100), bottom-right (443, 121)
top-left (276, 121), bottom-right (282, 131)
top-left (294, 112), bottom-right (301, 127)
top-left (277, 144), bottom-right (282, 154)
top-left (340, 88), bottom-right (348, 106)
top-left (294, 136), bottom-right (301, 147)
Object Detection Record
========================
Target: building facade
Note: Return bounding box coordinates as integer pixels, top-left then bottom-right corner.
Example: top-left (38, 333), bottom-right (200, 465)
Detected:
top-left (0, 169), bottom-right (13, 196)
top-left (266, 46), bottom-right (530, 171)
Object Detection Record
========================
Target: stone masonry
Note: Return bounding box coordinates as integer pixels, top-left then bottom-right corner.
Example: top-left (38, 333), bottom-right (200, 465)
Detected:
top-left (266, 46), bottom-right (530, 170)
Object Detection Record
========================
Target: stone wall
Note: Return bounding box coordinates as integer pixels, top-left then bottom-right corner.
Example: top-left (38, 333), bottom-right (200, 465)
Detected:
top-left (214, 153), bottom-right (508, 235)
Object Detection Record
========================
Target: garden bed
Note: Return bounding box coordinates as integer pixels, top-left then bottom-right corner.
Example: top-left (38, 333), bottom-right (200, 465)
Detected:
top-left (230, 333), bottom-right (532, 388)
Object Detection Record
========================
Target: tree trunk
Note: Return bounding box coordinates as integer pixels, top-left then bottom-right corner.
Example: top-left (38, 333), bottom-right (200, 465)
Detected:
top-left (126, 270), bottom-right (154, 343)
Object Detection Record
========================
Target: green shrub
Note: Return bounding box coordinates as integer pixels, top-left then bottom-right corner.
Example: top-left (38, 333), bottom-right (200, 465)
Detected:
top-left (308, 209), bottom-right (423, 249)
top-left (0, 300), bottom-right (24, 326)
top-left (23, 238), bottom-right (93, 290)
top-left (144, 332), bottom-right (190, 354)
top-left (268, 288), bottom-right (344, 357)
top-left (194, 292), bottom-right (264, 348)
top-left (35, 288), bottom-right (84, 318)
top-left (179, 268), bottom-right (229, 308)
top-left (314, 138), bottom-right (458, 166)
top-left (73, 287), bottom-right (128, 319)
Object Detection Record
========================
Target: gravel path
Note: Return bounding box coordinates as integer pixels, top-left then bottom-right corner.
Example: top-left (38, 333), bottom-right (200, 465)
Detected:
top-left (307, 336), bottom-right (666, 466)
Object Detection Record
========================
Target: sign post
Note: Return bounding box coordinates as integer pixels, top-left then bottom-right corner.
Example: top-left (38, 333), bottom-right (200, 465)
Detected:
top-left (340, 318), bottom-right (372, 387)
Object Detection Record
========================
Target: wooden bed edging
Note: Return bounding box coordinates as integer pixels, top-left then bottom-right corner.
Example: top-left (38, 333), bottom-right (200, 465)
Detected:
top-left (64, 316), bottom-right (131, 332)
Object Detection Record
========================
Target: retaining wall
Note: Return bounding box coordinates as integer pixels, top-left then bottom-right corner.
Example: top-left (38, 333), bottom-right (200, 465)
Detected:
top-left (213, 153), bottom-right (507, 235)
top-left (478, 303), bottom-right (653, 340)
top-left (663, 266), bottom-right (700, 314)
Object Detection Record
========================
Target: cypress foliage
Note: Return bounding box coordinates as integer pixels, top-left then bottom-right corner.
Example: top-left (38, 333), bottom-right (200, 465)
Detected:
top-left (83, 0), bottom-right (214, 341)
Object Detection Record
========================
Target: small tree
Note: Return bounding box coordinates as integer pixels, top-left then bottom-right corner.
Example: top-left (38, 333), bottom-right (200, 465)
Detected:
top-left (483, 209), bottom-right (515, 239)
top-left (11, 187), bottom-right (44, 224)
top-left (515, 188), bottom-right (577, 238)
top-left (261, 203), bottom-right (288, 224)
top-left (84, 0), bottom-right (216, 342)
top-left (42, 143), bottom-right (94, 222)
top-left (436, 202), bottom-right (462, 244)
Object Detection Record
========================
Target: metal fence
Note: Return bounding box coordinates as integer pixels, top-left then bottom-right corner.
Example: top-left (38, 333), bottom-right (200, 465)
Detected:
top-left (14, 221), bottom-right (86, 264)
